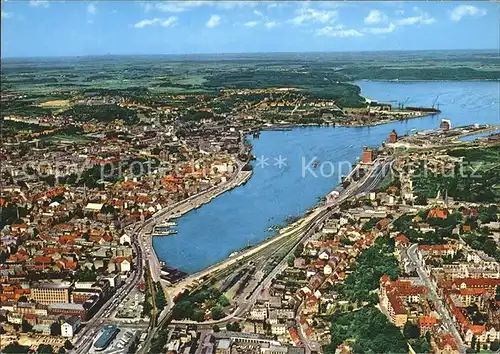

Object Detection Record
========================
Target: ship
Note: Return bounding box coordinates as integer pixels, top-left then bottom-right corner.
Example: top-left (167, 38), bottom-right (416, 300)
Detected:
top-left (313, 160), bottom-right (319, 168)
top-left (162, 221), bottom-right (177, 227)
top-left (405, 106), bottom-right (441, 114)
top-left (152, 224), bottom-right (178, 236)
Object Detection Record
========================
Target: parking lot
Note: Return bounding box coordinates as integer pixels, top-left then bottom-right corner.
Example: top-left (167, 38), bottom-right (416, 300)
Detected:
top-left (115, 288), bottom-right (145, 322)
top-left (88, 327), bottom-right (139, 354)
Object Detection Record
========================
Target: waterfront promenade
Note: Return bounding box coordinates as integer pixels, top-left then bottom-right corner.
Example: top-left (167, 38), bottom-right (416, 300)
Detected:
top-left (143, 169), bottom-right (253, 283)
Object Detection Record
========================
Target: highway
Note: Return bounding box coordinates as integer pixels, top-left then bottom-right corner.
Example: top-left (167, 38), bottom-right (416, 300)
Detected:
top-left (71, 222), bottom-right (144, 354)
top-left (71, 156), bottom-right (250, 353)
top-left (75, 156), bottom-right (391, 354)
top-left (407, 244), bottom-right (466, 353)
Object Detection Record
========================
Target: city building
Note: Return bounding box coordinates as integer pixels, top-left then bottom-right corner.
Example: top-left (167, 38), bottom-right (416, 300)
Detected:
top-left (32, 282), bottom-right (71, 305)
top-left (440, 119), bottom-right (451, 131)
top-left (361, 147), bottom-right (374, 164)
top-left (388, 129), bottom-right (398, 143)
top-left (61, 316), bottom-right (82, 338)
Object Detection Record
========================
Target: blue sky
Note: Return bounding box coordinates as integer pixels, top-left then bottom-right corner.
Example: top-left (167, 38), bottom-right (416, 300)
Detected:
top-left (1, 1), bottom-right (499, 57)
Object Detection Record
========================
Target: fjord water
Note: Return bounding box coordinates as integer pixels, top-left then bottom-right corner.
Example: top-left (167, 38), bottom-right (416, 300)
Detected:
top-left (153, 81), bottom-right (500, 273)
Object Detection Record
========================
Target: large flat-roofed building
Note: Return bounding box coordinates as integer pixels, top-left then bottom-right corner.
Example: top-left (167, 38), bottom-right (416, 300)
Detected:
top-left (48, 303), bottom-right (86, 320)
top-left (32, 282), bottom-right (71, 305)
top-left (94, 325), bottom-right (119, 352)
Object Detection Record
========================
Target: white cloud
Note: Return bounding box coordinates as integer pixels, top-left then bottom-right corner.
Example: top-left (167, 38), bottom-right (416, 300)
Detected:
top-left (289, 8), bottom-right (338, 26)
top-left (449, 5), bottom-right (487, 22)
top-left (154, 1), bottom-right (256, 13)
top-left (265, 21), bottom-right (278, 29)
top-left (87, 3), bottom-right (97, 15)
top-left (29, 0), bottom-right (49, 8)
top-left (1, 10), bottom-right (12, 19)
top-left (396, 12), bottom-right (435, 26)
top-left (253, 10), bottom-right (264, 17)
top-left (156, 1), bottom-right (205, 13)
top-left (134, 16), bottom-right (178, 29)
top-left (364, 10), bottom-right (387, 24)
top-left (364, 23), bottom-right (396, 34)
top-left (316, 25), bottom-right (364, 38)
top-left (244, 21), bottom-right (259, 28)
top-left (206, 14), bottom-right (221, 28)
top-left (215, 1), bottom-right (257, 10)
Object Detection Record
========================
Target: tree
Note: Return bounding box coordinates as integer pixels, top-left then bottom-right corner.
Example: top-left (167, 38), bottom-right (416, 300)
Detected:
top-left (218, 295), bottom-right (230, 307)
top-left (211, 306), bottom-right (225, 320)
top-left (294, 243), bottom-right (304, 258)
top-left (226, 322), bottom-right (241, 332)
top-left (410, 338), bottom-right (430, 354)
top-left (212, 325), bottom-right (220, 332)
top-left (425, 331), bottom-right (431, 343)
top-left (190, 310), bottom-right (204, 322)
top-left (415, 195), bottom-right (428, 205)
top-left (329, 307), bottom-right (407, 353)
top-left (172, 300), bottom-right (194, 320)
top-left (21, 319), bottom-right (33, 332)
top-left (403, 321), bottom-right (420, 339)
top-left (471, 335), bottom-right (477, 349)
top-left (51, 321), bottom-right (61, 336)
top-left (2, 342), bottom-right (29, 353)
top-left (490, 341), bottom-right (500, 351)
top-left (37, 344), bottom-right (54, 354)
top-left (18, 295), bottom-right (28, 302)
top-left (64, 340), bottom-right (74, 350)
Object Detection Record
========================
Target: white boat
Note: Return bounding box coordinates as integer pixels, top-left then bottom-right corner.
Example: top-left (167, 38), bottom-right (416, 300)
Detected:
top-left (152, 224), bottom-right (177, 236)
top-left (162, 221), bottom-right (177, 227)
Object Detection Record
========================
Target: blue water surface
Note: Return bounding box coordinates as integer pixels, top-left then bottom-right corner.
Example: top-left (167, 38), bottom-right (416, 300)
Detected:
top-left (153, 80), bottom-right (500, 273)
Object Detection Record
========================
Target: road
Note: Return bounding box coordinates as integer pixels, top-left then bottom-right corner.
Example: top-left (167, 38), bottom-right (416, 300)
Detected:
top-left (71, 223), bottom-right (144, 354)
top-left (72, 156), bottom-right (250, 353)
top-left (407, 244), bottom-right (467, 353)
top-left (139, 158), bottom-right (392, 353)
top-left (169, 158), bottom-right (393, 326)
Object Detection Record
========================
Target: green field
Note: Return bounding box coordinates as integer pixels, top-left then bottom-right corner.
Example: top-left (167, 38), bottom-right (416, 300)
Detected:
top-left (2, 50), bottom-right (498, 108)
top-left (413, 145), bottom-right (500, 203)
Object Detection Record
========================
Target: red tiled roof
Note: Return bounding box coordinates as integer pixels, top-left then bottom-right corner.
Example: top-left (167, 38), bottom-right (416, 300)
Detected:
top-left (435, 332), bottom-right (458, 351)
top-left (289, 328), bottom-right (301, 345)
top-left (395, 234), bottom-right (409, 245)
top-left (453, 278), bottom-right (500, 289)
top-left (34, 256), bottom-right (53, 264)
top-left (459, 288), bottom-right (487, 296)
top-left (388, 293), bottom-right (406, 314)
top-left (427, 208), bottom-right (448, 219)
top-left (114, 256), bottom-right (130, 264)
top-left (418, 315), bottom-right (439, 329)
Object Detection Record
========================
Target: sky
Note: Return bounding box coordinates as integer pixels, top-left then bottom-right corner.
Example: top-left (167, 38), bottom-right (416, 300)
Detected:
top-left (1, 1), bottom-right (499, 57)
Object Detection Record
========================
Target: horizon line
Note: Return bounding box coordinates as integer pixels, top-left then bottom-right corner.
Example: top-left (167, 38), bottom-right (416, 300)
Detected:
top-left (2, 48), bottom-right (499, 60)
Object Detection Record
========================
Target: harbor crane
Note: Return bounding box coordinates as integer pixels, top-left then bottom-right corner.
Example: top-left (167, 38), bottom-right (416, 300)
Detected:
top-left (432, 94), bottom-right (440, 109)
top-left (398, 97), bottom-right (410, 109)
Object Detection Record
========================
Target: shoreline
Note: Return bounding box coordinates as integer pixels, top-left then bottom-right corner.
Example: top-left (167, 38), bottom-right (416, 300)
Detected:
top-left (166, 170), bottom-right (253, 220)
top-left (150, 111), bottom-right (440, 274)
top-left (149, 169), bottom-right (253, 272)
top-left (259, 111), bottom-right (439, 131)
top-left (354, 79), bottom-right (500, 83)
